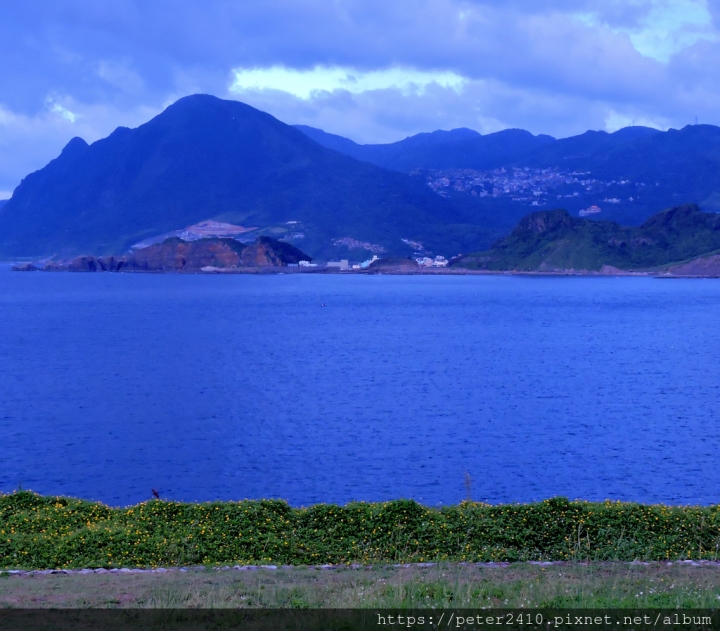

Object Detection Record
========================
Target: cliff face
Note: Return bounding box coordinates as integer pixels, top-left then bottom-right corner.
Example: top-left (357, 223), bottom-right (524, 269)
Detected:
top-left (239, 236), bottom-right (310, 267)
top-left (131, 238), bottom-right (245, 270)
top-left (32, 236), bottom-right (310, 272)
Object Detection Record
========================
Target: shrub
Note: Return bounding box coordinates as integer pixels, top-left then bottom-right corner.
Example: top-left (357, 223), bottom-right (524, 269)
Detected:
top-left (1, 492), bottom-right (719, 569)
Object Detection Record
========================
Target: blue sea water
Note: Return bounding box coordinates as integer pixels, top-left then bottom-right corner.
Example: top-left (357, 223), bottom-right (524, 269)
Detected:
top-left (0, 266), bottom-right (719, 507)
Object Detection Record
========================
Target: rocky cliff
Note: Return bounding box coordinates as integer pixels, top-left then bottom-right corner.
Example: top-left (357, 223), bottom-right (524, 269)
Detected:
top-left (18, 236), bottom-right (311, 272)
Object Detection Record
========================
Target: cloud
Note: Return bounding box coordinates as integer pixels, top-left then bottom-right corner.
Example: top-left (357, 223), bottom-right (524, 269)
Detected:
top-left (603, 110), bottom-right (672, 132)
top-left (230, 66), bottom-right (466, 99)
top-left (1, 0), bottom-right (720, 190)
top-left (576, 0), bottom-right (719, 62)
top-left (0, 99), bottom-right (161, 193)
top-left (46, 97), bottom-right (77, 123)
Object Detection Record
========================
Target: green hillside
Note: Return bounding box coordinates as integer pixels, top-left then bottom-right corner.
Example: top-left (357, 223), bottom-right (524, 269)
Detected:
top-left (453, 204), bottom-right (720, 271)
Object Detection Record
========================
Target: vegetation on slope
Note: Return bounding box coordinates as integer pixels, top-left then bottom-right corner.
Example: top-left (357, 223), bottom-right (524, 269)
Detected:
top-left (3, 492), bottom-right (720, 570)
top-left (453, 204), bottom-right (720, 271)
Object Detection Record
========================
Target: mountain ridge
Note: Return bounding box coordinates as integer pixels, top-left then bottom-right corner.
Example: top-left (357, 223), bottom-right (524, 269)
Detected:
top-left (293, 124), bottom-right (556, 172)
top-left (295, 123), bottom-right (720, 226)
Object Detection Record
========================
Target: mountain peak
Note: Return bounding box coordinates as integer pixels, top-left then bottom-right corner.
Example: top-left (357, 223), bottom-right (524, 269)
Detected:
top-left (60, 137), bottom-right (89, 158)
top-left (640, 203), bottom-right (703, 230)
top-left (0, 94), bottom-right (466, 259)
top-left (508, 208), bottom-right (573, 238)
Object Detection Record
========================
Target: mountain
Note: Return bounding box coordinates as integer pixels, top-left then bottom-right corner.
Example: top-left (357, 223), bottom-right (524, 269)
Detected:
top-left (0, 95), bottom-right (490, 259)
top-left (0, 200), bottom-right (7, 210)
top-left (295, 124), bottom-right (720, 226)
top-left (452, 204), bottom-right (720, 271)
top-left (294, 125), bottom-right (555, 172)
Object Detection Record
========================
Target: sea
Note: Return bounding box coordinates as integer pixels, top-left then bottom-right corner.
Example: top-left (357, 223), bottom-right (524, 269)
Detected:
top-left (1, 265), bottom-right (719, 508)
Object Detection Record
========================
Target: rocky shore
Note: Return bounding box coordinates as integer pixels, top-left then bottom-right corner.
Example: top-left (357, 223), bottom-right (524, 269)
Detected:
top-left (12, 235), bottom-right (311, 273)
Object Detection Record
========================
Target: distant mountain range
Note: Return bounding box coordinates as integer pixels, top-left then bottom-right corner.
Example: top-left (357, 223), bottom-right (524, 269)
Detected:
top-left (1, 94), bottom-right (720, 260)
top-left (294, 125), bottom-right (556, 172)
top-left (452, 204), bottom-right (720, 272)
top-left (296, 123), bottom-right (720, 227)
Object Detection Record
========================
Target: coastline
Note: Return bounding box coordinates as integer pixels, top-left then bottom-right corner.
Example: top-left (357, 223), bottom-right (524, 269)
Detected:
top-left (159, 265), bottom-right (713, 278)
top-left (8, 261), bottom-right (719, 278)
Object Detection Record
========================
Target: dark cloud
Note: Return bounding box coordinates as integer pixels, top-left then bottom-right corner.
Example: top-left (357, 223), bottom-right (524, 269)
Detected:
top-left (0, 0), bottom-right (718, 192)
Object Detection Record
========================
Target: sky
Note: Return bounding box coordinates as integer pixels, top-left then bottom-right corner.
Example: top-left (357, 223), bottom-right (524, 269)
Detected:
top-left (1, 0), bottom-right (720, 197)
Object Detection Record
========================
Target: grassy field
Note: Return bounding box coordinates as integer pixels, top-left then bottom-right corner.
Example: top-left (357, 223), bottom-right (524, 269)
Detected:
top-left (2, 562), bottom-right (720, 608)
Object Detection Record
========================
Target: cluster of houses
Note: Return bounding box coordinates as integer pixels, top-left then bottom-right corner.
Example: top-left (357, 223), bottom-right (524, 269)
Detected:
top-left (295, 254), bottom-right (449, 270)
top-left (419, 166), bottom-right (645, 211)
top-left (414, 255), bottom-right (449, 267)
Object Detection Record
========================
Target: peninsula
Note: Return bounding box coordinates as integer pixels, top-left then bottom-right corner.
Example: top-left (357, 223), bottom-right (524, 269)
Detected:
top-left (450, 203), bottom-right (720, 277)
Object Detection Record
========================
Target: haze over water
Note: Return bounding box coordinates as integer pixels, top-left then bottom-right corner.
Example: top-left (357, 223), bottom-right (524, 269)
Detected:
top-left (1, 267), bottom-right (718, 507)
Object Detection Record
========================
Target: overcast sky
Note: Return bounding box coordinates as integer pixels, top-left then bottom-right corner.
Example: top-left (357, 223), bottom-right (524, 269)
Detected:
top-left (1, 0), bottom-right (719, 197)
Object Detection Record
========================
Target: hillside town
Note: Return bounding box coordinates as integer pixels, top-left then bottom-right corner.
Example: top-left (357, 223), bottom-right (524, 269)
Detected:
top-left (416, 166), bottom-right (646, 208)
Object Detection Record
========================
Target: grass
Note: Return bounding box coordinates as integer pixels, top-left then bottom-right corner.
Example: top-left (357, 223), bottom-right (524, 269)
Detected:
top-left (2, 563), bottom-right (720, 608)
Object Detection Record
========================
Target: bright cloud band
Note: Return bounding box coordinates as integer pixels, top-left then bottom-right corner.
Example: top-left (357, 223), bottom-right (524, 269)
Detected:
top-left (230, 65), bottom-right (467, 99)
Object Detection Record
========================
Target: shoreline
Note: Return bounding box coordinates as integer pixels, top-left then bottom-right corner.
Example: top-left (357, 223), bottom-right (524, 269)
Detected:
top-left (9, 262), bottom-right (718, 278)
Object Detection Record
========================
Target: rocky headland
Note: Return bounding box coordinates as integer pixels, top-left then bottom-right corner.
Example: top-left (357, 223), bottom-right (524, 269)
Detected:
top-left (13, 236), bottom-right (311, 273)
top-left (451, 203), bottom-right (720, 277)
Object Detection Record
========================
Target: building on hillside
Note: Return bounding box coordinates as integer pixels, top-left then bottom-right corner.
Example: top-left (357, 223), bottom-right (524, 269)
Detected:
top-left (327, 259), bottom-right (349, 270)
top-left (415, 255), bottom-right (449, 267)
top-left (360, 255), bottom-right (380, 269)
top-left (579, 205), bottom-right (602, 217)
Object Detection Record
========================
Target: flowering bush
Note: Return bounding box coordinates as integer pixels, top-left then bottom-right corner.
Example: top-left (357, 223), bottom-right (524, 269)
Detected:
top-left (1, 492), bottom-right (719, 569)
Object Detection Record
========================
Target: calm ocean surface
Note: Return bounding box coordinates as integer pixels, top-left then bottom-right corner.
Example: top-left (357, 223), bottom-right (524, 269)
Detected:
top-left (0, 266), bottom-right (718, 507)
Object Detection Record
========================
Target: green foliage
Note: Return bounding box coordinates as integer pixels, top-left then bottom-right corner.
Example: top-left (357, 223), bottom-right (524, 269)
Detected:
top-left (2, 492), bottom-right (720, 570)
top-left (455, 204), bottom-right (720, 271)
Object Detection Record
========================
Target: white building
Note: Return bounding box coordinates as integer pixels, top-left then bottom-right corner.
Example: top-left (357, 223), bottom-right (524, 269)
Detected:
top-left (360, 255), bottom-right (380, 269)
top-left (415, 255), bottom-right (448, 267)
